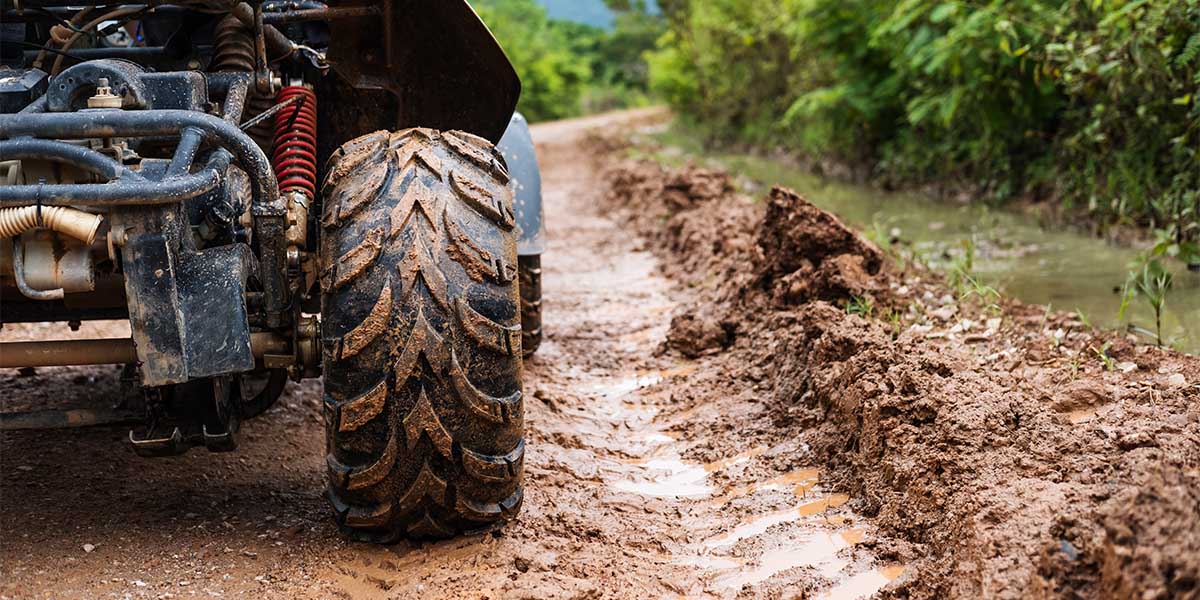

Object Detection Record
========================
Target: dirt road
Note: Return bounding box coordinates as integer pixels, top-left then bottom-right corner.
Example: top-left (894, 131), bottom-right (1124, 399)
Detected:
top-left (5, 108), bottom-right (1197, 599)
top-left (1, 110), bottom-right (894, 599)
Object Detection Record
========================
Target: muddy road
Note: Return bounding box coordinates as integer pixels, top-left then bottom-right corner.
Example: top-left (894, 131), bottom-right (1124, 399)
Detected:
top-left (3, 109), bottom-right (1198, 600)
top-left (0, 110), bottom-right (890, 599)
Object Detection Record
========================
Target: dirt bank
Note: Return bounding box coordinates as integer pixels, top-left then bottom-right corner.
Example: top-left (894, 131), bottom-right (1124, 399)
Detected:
top-left (602, 151), bottom-right (1200, 599)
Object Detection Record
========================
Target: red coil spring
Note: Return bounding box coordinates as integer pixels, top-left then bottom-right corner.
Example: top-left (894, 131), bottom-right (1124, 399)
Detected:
top-left (272, 86), bottom-right (318, 199)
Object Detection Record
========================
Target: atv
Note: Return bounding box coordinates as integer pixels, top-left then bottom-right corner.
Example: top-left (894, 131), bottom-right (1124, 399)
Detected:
top-left (0, 0), bottom-right (544, 542)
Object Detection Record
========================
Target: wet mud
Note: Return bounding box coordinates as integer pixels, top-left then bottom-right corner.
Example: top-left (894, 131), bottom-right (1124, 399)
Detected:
top-left (0, 109), bottom-right (1195, 599)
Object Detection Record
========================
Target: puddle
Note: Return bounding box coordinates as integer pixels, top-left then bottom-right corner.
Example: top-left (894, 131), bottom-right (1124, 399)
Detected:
top-left (612, 455), bottom-right (714, 498)
top-left (823, 565), bottom-right (906, 599)
top-left (713, 531), bottom-right (853, 589)
top-left (695, 523), bottom-right (902, 598)
top-left (588, 364), bottom-right (700, 402)
top-left (614, 446), bottom-right (768, 499)
top-left (713, 468), bottom-right (820, 506)
top-left (590, 373), bottom-right (664, 401)
top-left (704, 494), bottom-right (851, 548)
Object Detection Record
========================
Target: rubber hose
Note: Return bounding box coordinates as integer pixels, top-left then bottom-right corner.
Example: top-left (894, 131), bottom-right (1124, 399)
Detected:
top-left (0, 205), bottom-right (104, 244)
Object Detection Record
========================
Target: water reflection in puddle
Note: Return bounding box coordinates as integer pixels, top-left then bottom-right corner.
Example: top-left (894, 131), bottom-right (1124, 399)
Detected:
top-left (704, 495), bottom-right (851, 548)
top-left (712, 530), bottom-right (855, 589)
top-left (823, 565), bottom-right (906, 599)
top-left (712, 468), bottom-right (820, 506)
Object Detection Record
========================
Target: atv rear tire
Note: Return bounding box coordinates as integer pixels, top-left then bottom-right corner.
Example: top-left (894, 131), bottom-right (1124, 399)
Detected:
top-left (320, 128), bottom-right (525, 542)
top-left (518, 255), bottom-right (542, 357)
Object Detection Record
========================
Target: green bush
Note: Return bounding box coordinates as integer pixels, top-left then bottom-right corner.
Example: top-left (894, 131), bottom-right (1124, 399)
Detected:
top-left (650, 0), bottom-right (1200, 233)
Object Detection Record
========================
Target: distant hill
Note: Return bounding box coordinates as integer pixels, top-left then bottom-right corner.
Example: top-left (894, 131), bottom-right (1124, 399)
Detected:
top-left (535, 0), bottom-right (657, 29)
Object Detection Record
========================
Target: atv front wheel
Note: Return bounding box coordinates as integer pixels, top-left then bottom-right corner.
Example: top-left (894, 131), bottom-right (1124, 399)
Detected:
top-left (320, 128), bottom-right (525, 541)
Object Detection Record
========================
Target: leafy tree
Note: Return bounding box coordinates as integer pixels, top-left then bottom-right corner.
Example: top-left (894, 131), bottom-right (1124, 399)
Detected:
top-left (475, 0), bottom-right (592, 121)
top-left (476, 0), bottom-right (665, 120)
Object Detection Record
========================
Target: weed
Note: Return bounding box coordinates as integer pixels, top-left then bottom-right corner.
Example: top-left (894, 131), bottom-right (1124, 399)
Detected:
top-left (1119, 259), bottom-right (1174, 348)
top-left (879, 307), bottom-right (904, 339)
top-left (1075, 308), bottom-right (1092, 329)
top-left (846, 295), bottom-right (875, 318)
top-left (1090, 341), bottom-right (1116, 372)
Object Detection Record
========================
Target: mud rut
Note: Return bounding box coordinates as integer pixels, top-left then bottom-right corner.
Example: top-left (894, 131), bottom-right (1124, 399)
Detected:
top-left (1, 110), bottom-right (894, 599)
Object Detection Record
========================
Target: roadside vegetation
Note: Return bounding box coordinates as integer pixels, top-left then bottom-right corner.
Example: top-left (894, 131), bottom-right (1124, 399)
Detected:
top-left (646, 0), bottom-right (1200, 252)
top-left (475, 0), bottom-right (663, 121)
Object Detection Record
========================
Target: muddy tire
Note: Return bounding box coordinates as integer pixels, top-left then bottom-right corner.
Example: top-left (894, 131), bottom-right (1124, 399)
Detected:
top-left (518, 255), bottom-right (542, 357)
top-left (319, 128), bottom-right (525, 542)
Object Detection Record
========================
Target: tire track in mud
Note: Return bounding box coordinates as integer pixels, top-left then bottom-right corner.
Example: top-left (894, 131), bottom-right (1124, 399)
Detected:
top-left (475, 110), bottom-right (906, 598)
top-left (0, 110), bottom-right (900, 599)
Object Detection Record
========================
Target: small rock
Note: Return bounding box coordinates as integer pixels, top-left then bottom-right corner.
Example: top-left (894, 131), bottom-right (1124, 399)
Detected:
top-left (1117, 431), bottom-right (1157, 450)
top-left (513, 556), bottom-right (531, 573)
top-left (83, 544), bottom-right (96, 553)
top-left (1059, 539), bottom-right (1078, 561)
top-left (1116, 361), bottom-right (1138, 373)
top-left (132, 580), bottom-right (147, 587)
top-left (929, 306), bottom-right (956, 321)
top-left (1165, 373), bottom-right (1187, 388)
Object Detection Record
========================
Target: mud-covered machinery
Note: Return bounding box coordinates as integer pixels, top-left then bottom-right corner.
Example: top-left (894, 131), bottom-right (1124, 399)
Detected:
top-left (0, 0), bottom-right (544, 541)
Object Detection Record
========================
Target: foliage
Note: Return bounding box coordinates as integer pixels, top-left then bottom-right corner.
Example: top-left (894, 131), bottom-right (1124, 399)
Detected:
top-left (1119, 258), bottom-right (1175, 347)
top-left (845, 294), bottom-right (875, 317)
top-left (474, 0), bottom-right (592, 121)
top-left (476, 0), bottom-right (664, 121)
top-left (649, 0), bottom-right (1200, 233)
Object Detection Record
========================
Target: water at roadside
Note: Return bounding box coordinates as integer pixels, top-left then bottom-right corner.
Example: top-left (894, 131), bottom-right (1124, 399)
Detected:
top-left (646, 126), bottom-right (1199, 355)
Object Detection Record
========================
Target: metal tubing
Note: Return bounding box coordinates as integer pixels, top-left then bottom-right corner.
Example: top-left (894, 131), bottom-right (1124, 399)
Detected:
top-left (167, 127), bottom-right (203, 177)
top-left (0, 408), bottom-right (143, 431)
top-left (232, 2), bottom-right (296, 60)
top-left (12, 237), bottom-right (64, 300)
top-left (0, 110), bottom-right (278, 209)
top-left (18, 96), bottom-right (48, 114)
top-left (262, 5), bottom-right (378, 24)
top-left (0, 169), bottom-right (220, 206)
top-left (0, 338), bottom-right (137, 367)
top-left (215, 73), bottom-right (253, 124)
top-left (0, 333), bottom-right (291, 368)
top-left (0, 138), bottom-right (144, 181)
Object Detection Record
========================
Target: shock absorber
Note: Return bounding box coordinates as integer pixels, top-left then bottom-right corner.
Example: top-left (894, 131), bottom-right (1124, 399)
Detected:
top-left (273, 85), bottom-right (317, 201)
top-left (273, 84), bottom-right (317, 247)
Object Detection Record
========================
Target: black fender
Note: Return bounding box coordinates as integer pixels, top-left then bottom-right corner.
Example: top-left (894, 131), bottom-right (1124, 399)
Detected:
top-left (497, 112), bottom-right (544, 256)
top-left (326, 0), bottom-right (520, 144)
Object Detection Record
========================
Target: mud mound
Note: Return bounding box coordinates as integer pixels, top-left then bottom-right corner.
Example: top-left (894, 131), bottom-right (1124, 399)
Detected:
top-left (603, 155), bottom-right (1200, 599)
top-left (758, 186), bottom-right (887, 305)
